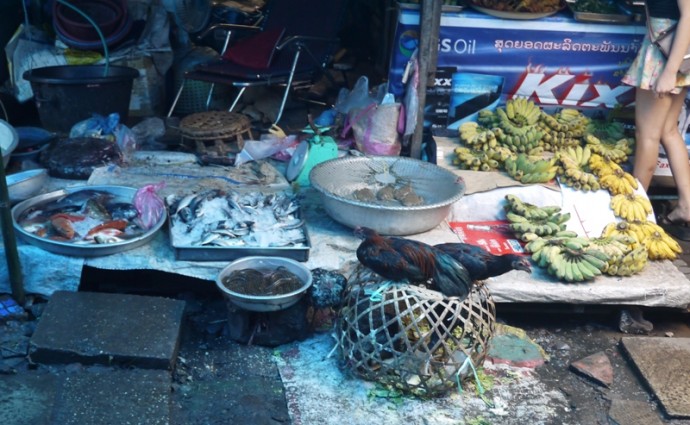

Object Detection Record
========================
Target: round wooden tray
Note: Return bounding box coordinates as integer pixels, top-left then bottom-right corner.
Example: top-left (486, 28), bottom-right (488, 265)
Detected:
top-left (179, 111), bottom-right (252, 141)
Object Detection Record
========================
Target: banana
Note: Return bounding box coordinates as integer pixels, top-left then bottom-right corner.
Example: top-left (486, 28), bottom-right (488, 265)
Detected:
top-left (569, 259), bottom-right (584, 282)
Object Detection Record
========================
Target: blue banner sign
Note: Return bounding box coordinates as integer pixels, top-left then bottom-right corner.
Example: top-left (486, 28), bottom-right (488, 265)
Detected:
top-left (389, 8), bottom-right (646, 131)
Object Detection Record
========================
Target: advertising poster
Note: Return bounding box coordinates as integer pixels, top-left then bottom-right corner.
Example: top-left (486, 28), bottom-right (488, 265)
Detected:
top-left (388, 8), bottom-right (646, 134)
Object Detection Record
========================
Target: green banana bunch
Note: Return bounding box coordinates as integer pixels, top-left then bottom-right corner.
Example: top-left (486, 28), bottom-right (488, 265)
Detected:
top-left (505, 194), bottom-right (570, 238)
top-left (546, 246), bottom-right (609, 282)
top-left (504, 153), bottom-right (558, 184)
top-left (453, 146), bottom-right (501, 171)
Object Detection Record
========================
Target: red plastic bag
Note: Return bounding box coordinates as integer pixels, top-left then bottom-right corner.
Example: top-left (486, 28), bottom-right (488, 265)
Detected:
top-left (133, 181), bottom-right (166, 230)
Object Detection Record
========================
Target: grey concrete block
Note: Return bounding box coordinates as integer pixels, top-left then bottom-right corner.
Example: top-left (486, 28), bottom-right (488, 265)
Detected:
top-left (29, 291), bottom-right (185, 369)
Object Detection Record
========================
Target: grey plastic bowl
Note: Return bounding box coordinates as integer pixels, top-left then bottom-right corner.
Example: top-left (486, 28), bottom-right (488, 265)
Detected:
top-left (216, 256), bottom-right (313, 312)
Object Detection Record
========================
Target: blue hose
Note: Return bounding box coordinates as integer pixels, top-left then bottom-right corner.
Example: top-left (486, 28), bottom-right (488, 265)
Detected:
top-left (55, 0), bottom-right (110, 76)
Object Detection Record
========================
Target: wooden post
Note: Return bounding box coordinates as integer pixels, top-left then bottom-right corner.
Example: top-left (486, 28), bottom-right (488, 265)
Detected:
top-left (410, 0), bottom-right (441, 159)
top-left (0, 161), bottom-right (25, 305)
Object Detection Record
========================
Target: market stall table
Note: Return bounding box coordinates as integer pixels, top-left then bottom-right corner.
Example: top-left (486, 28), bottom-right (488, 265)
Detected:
top-left (1, 152), bottom-right (689, 309)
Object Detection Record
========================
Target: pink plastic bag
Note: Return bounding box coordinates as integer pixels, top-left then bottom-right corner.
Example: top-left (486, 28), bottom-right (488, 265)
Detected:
top-left (133, 181), bottom-right (166, 230)
top-left (343, 102), bottom-right (402, 156)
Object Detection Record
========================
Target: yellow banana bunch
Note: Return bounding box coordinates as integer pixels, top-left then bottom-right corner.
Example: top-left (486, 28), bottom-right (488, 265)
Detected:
top-left (601, 221), bottom-right (641, 248)
top-left (598, 168), bottom-right (638, 196)
top-left (589, 153), bottom-right (622, 177)
top-left (459, 122), bottom-right (499, 151)
top-left (493, 98), bottom-right (544, 153)
top-left (645, 229), bottom-right (683, 261)
top-left (585, 134), bottom-right (630, 163)
top-left (605, 246), bottom-right (648, 276)
top-left (557, 145), bottom-right (602, 191)
top-left (610, 193), bottom-right (652, 221)
top-left (537, 109), bottom-right (589, 152)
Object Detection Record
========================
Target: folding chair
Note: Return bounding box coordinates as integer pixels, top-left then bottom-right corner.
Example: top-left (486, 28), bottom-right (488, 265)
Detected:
top-left (167, 0), bottom-right (348, 126)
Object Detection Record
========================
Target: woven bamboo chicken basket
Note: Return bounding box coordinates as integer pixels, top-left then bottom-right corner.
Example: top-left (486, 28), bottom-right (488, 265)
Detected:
top-left (336, 267), bottom-right (496, 397)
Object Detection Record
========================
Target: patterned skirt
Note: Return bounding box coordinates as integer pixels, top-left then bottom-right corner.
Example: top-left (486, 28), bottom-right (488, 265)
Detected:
top-left (621, 17), bottom-right (690, 94)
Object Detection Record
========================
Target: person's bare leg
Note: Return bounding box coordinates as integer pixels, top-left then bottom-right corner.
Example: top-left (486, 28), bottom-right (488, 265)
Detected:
top-left (633, 88), bottom-right (671, 191)
top-left (662, 87), bottom-right (690, 223)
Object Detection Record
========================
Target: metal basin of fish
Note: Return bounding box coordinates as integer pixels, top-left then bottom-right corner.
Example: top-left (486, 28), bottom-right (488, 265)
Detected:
top-left (11, 185), bottom-right (167, 257)
top-left (167, 189), bottom-right (311, 262)
top-left (216, 256), bottom-right (313, 312)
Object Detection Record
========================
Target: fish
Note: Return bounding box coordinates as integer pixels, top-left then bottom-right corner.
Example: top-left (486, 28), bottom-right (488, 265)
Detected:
top-left (169, 189), bottom-right (307, 249)
top-left (107, 203), bottom-right (139, 220)
top-left (16, 188), bottom-right (149, 246)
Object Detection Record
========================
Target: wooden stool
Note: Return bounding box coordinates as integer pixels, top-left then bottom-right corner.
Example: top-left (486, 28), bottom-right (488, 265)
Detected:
top-left (179, 111), bottom-right (254, 156)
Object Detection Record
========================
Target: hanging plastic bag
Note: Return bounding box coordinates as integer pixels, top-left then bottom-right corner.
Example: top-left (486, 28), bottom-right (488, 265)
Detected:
top-left (133, 181), bottom-right (166, 230)
top-left (345, 102), bottom-right (402, 156)
top-left (334, 75), bottom-right (376, 115)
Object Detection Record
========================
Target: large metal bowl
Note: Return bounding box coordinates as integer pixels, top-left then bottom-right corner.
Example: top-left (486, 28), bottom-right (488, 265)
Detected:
top-left (12, 185), bottom-right (167, 257)
top-left (309, 156), bottom-right (466, 235)
top-left (216, 256), bottom-right (313, 312)
top-left (7, 168), bottom-right (49, 203)
top-left (0, 119), bottom-right (19, 168)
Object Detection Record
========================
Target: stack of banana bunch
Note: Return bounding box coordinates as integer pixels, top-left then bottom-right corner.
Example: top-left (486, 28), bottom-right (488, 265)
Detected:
top-left (589, 154), bottom-right (637, 195)
top-left (556, 145), bottom-right (601, 191)
top-left (504, 194), bottom-right (571, 238)
top-left (602, 218), bottom-right (682, 261)
top-left (584, 119), bottom-right (634, 164)
top-left (477, 98), bottom-right (544, 153)
top-left (538, 108), bottom-right (589, 151)
top-left (590, 153), bottom-right (682, 260)
top-left (503, 152), bottom-right (558, 184)
top-left (588, 233), bottom-right (648, 276)
top-left (454, 122), bottom-right (513, 171)
top-left (525, 233), bottom-right (609, 282)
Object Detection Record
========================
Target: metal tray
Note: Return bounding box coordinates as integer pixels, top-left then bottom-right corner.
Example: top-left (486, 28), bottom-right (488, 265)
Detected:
top-left (12, 185), bottom-right (167, 257)
top-left (470, 4), bottom-right (563, 19)
top-left (169, 212), bottom-right (311, 262)
top-left (398, 2), bottom-right (465, 13)
top-left (567, 1), bottom-right (633, 23)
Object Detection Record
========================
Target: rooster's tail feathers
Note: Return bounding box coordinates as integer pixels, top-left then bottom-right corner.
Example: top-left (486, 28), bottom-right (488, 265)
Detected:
top-left (432, 250), bottom-right (473, 300)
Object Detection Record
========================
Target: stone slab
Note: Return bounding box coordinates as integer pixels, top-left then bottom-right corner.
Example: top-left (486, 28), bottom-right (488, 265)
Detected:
top-left (621, 337), bottom-right (690, 418)
top-left (29, 291), bottom-right (186, 369)
top-left (608, 399), bottom-right (665, 425)
top-left (570, 351), bottom-right (613, 387)
top-left (0, 372), bottom-right (58, 425)
top-left (51, 367), bottom-right (171, 425)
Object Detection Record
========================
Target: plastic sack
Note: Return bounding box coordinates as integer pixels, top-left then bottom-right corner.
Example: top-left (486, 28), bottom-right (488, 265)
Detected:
top-left (70, 112), bottom-right (137, 160)
top-left (235, 134), bottom-right (299, 166)
top-left (335, 76), bottom-right (376, 115)
top-left (346, 102), bottom-right (402, 156)
top-left (131, 117), bottom-right (166, 149)
top-left (133, 181), bottom-right (166, 230)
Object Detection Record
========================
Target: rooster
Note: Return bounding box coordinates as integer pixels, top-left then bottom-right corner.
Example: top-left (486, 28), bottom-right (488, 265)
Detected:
top-left (434, 242), bottom-right (532, 282)
top-left (354, 227), bottom-right (472, 300)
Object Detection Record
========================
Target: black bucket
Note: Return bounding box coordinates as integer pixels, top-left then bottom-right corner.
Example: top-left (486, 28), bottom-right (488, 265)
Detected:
top-left (23, 65), bottom-right (139, 134)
